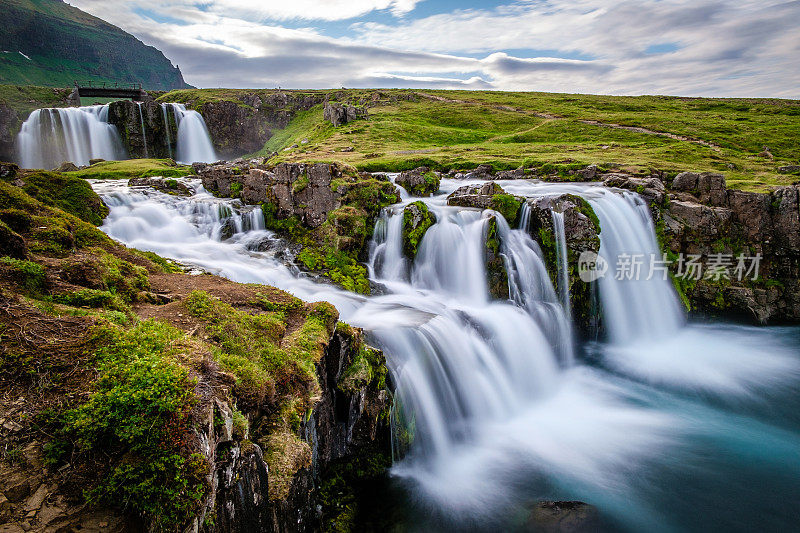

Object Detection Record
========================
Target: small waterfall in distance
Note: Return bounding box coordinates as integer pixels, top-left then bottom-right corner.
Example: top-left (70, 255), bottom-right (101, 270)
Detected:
top-left (16, 105), bottom-right (125, 169)
top-left (16, 102), bottom-right (217, 169)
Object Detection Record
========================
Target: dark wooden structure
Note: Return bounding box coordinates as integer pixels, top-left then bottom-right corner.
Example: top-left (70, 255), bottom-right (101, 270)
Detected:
top-left (69, 81), bottom-right (147, 105)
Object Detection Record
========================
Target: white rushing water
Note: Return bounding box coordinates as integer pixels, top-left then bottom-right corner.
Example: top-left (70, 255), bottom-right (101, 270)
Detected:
top-left (90, 176), bottom-right (800, 532)
top-left (17, 105), bottom-right (125, 169)
top-left (17, 102), bottom-right (217, 169)
top-left (167, 103), bottom-right (217, 164)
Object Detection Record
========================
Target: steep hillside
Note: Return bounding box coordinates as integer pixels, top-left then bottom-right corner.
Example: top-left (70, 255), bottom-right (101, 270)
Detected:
top-left (0, 0), bottom-right (190, 90)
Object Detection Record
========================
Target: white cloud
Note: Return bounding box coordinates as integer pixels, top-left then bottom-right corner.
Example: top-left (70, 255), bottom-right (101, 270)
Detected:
top-left (65, 0), bottom-right (800, 97)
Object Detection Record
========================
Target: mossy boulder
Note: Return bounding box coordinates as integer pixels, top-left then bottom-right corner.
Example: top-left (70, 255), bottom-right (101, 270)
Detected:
top-left (395, 166), bottom-right (440, 196)
top-left (485, 216), bottom-right (509, 300)
top-left (527, 194), bottom-right (601, 335)
top-left (446, 182), bottom-right (523, 227)
top-left (402, 201), bottom-right (435, 259)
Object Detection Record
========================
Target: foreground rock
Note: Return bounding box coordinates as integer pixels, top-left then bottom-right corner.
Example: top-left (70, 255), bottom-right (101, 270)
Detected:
top-left (526, 501), bottom-right (601, 532)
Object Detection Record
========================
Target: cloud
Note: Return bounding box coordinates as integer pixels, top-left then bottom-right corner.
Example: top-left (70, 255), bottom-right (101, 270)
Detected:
top-left (65, 0), bottom-right (800, 97)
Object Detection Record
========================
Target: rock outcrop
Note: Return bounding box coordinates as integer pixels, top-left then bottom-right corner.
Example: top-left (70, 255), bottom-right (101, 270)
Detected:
top-left (106, 100), bottom-right (175, 159)
top-left (395, 166), bottom-right (441, 197)
top-left (323, 102), bottom-right (368, 127)
top-left (446, 182), bottom-right (523, 227)
top-left (659, 174), bottom-right (800, 323)
top-left (402, 201), bottom-right (435, 259)
top-left (197, 161), bottom-right (401, 293)
top-left (525, 194), bottom-right (602, 335)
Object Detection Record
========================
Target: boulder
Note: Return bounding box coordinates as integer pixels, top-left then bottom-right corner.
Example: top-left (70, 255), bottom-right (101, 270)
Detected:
top-left (89, 158), bottom-right (106, 165)
top-left (526, 501), bottom-right (600, 533)
top-left (402, 201), bottom-right (435, 259)
top-left (447, 182), bottom-right (505, 210)
top-left (55, 161), bottom-right (79, 172)
top-left (396, 167), bottom-right (440, 196)
top-left (128, 176), bottom-right (192, 196)
top-left (778, 165), bottom-right (800, 174)
top-left (0, 161), bottom-right (19, 181)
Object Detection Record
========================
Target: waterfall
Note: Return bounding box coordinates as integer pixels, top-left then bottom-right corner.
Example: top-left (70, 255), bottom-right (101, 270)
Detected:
top-left (161, 104), bottom-right (173, 160)
top-left (583, 189), bottom-right (684, 344)
top-left (167, 103), bottom-right (217, 164)
top-left (551, 210), bottom-right (572, 321)
top-left (136, 102), bottom-right (148, 158)
top-left (90, 177), bottom-right (800, 532)
top-left (16, 105), bottom-right (125, 169)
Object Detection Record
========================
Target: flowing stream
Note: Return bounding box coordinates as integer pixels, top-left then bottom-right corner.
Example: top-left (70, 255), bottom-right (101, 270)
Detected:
top-left (91, 177), bottom-right (800, 532)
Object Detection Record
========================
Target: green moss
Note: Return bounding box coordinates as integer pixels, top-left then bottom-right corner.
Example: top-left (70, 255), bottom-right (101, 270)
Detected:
top-left (485, 217), bottom-right (509, 299)
top-left (337, 323), bottom-right (387, 394)
top-left (292, 173), bottom-right (309, 194)
top-left (53, 288), bottom-right (124, 310)
top-left (490, 194), bottom-right (522, 227)
top-left (130, 249), bottom-right (183, 273)
top-left (66, 159), bottom-right (191, 180)
top-left (0, 256), bottom-right (46, 293)
top-left (46, 320), bottom-right (207, 531)
top-left (17, 170), bottom-right (109, 225)
top-left (230, 181), bottom-right (243, 198)
top-left (401, 201), bottom-right (435, 259)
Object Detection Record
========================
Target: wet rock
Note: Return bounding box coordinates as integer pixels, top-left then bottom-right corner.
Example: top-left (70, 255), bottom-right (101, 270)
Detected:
top-left (447, 182), bottom-right (505, 210)
top-left (402, 201), bottom-right (435, 259)
top-left (396, 166), bottom-right (440, 196)
top-left (526, 501), bottom-right (601, 532)
top-left (602, 173), bottom-right (666, 205)
top-left (323, 102), bottom-right (368, 127)
top-left (526, 194), bottom-right (601, 336)
top-left (107, 100), bottom-right (175, 159)
top-left (128, 176), bottom-right (192, 195)
top-left (493, 167), bottom-right (526, 180)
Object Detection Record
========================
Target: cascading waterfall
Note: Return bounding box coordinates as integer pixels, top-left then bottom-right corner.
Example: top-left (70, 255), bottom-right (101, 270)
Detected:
top-left (136, 102), bottom-right (148, 158)
top-left (16, 105), bottom-right (125, 169)
top-left (551, 210), bottom-right (572, 321)
top-left (167, 103), bottom-right (217, 164)
top-left (161, 104), bottom-right (174, 160)
top-left (584, 189), bottom-right (684, 344)
top-left (90, 177), bottom-right (800, 532)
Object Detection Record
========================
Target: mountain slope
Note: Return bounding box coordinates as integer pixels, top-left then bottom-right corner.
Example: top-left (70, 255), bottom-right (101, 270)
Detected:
top-left (0, 0), bottom-right (191, 90)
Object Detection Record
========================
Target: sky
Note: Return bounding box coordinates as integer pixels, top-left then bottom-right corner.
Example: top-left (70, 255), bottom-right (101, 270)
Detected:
top-left (67, 0), bottom-right (800, 97)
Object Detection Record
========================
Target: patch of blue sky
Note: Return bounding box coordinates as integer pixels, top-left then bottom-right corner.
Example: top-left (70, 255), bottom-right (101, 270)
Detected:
top-left (132, 7), bottom-right (189, 25)
top-left (644, 42), bottom-right (680, 55)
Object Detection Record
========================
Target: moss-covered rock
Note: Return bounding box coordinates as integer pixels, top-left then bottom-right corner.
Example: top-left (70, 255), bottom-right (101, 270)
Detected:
top-left (485, 216), bottom-right (510, 300)
top-left (401, 201), bottom-right (435, 259)
top-left (395, 166), bottom-right (440, 196)
top-left (527, 195), bottom-right (602, 336)
top-left (446, 182), bottom-right (523, 227)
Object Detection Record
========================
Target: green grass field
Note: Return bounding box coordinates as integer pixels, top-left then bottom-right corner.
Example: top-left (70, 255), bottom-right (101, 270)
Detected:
top-left (161, 88), bottom-right (800, 192)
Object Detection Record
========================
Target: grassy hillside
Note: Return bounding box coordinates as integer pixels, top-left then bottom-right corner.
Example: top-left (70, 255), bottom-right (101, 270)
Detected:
top-left (163, 88), bottom-right (800, 192)
top-left (0, 0), bottom-right (190, 90)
